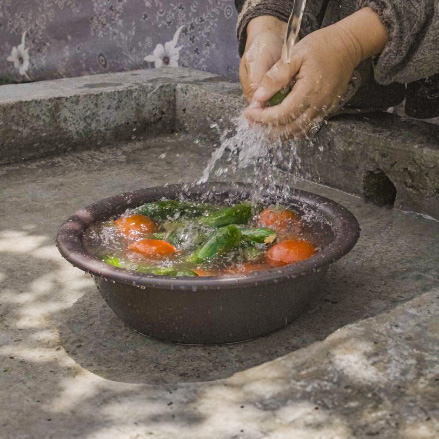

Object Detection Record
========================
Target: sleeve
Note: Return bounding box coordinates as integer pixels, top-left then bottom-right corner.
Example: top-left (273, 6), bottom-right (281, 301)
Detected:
top-left (236, 0), bottom-right (293, 56)
top-left (235, 0), bottom-right (323, 56)
top-left (358, 0), bottom-right (439, 84)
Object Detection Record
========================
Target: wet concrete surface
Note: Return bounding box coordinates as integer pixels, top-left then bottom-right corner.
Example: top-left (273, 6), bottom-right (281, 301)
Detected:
top-left (1, 133), bottom-right (438, 392)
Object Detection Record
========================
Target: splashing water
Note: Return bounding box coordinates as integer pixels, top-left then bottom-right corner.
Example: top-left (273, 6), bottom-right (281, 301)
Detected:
top-left (198, 115), bottom-right (304, 203)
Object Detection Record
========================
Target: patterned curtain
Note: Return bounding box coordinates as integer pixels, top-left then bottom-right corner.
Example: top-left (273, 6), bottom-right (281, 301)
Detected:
top-left (0, 0), bottom-right (239, 83)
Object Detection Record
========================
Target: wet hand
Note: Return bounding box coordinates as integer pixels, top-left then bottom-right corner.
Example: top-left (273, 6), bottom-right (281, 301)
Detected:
top-left (239, 16), bottom-right (286, 103)
top-left (245, 7), bottom-right (389, 140)
top-left (244, 25), bottom-right (358, 139)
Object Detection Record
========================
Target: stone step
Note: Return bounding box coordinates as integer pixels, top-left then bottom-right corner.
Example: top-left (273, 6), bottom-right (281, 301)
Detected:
top-left (1, 67), bottom-right (438, 219)
top-left (0, 68), bottom-right (217, 165)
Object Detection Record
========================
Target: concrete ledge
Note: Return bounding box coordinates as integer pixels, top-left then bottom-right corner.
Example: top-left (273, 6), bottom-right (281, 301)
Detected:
top-left (176, 80), bottom-right (439, 219)
top-left (0, 68), bottom-right (217, 165)
top-left (308, 114), bottom-right (439, 218)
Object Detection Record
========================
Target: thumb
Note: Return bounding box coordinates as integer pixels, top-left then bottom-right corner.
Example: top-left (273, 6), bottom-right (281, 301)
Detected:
top-left (252, 57), bottom-right (301, 104)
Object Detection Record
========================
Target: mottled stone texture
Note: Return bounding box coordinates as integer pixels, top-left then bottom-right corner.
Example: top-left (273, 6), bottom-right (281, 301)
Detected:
top-left (0, 68), bottom-right (217, 165)
top-left (0, 134), bottom-right (438, 438)
top-left (308, 114), bottom-right (439, 218)
top-left (228, 288), bottom-right (439, 439)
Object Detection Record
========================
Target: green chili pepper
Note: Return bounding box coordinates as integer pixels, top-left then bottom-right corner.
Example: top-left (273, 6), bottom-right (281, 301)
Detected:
top-left (176, 270), bottom-right (198, 277)
top-left (238, 227), bottom-right (277, 244)
top-left (189, 225), bottom-right (242, 263)
top-left (243, 245), bottom-right (265, 262)
top-left (165, 222), bottom-right (208, 249)
top-left (200, 204), bottom-right (252, 228)
top-left (136, 266), bottom-right (198, 277)
top-left (266, 86), bottom-right (291, 107)
top-left (137, 200), bottom-right (218, 221)
top-left (102, 255), bottom-right (125, 268)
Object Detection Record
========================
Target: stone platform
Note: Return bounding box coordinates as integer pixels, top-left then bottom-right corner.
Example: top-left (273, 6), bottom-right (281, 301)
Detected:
top-left (0, 133), bottom-right (438, 438)
top-left (0, 68), bottom-right (438, 438)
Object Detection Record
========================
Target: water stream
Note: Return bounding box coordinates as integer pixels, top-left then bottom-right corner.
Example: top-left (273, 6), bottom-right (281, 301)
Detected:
top-left (198, 115), bottom-right (303, 203)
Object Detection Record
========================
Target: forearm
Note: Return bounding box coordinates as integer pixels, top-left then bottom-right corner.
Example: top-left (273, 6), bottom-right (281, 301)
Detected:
top-left (246, 16), bottom-right (287, 44)
top-left (330, 7), bottom-right (389, 69)
top-left (236, 0), bottom-right (294, 56)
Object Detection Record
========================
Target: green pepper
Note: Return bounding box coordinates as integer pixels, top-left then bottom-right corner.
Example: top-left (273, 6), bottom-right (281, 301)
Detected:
top-left (181, 202), bottom-right (219, 217)
top-left (165, 222), bottom-right (208, 249)
top-left (266, 86), bottom-right (291, 107)
top-left (102, 255), bottom-right (125, 268)
top-left (227, 241), bottom-right (266, 264)
top-left (149, 232), bottom-right (166, 240)
top-left (200, 204), bottom-right (252, 228)
top-left (137, 200), bottom-right (217, 221)
top-left (137, 266), bottom-right (177, 276)
top-left (176, 270), bottom-right (198, 277)
top-left (189, 225), bottom-right (242, 263)
top-left (136, 266), bottom-right (198, 277)
top-left (238, 227), bottom-right (276, 244)
top-left (243, 245), bottom-right (265, 262)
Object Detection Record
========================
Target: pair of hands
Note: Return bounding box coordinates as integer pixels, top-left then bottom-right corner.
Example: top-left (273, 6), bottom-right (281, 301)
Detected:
top-left (240, 10), bottom-right (388, 139)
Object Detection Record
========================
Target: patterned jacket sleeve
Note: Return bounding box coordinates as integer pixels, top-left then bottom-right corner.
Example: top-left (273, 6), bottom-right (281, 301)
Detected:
top-left (359, 0), bottom-right (439, 84)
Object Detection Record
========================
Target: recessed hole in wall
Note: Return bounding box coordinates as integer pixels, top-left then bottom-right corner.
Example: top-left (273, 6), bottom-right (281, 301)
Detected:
top-left (363, 170), bottom-right (397, 208)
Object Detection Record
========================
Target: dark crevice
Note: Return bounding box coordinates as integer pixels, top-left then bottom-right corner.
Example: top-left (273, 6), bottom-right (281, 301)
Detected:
top-left (363, 170), bottom-right (397, 208)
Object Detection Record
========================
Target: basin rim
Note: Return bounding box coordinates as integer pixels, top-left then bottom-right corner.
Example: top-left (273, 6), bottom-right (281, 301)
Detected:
top-left (56, 182), bottom-right (360, 290)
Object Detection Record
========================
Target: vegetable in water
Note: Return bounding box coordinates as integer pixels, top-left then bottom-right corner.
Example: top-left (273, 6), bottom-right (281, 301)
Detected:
top-left (137, 266), bottom-right (198, 277)
top-left (149, 232), bottom-right (166, 240)
top-left (192, 268), bottom-right (222, 277)
top-left (165, 222), bottom-right (208, 250)
top-left (128, 239), bottom-right (177, 259)
top-left (137, 200), bottom-right (217, 221)
top-left (242, 245), bottom-right (265, 262)
top-left (266, 239), bottom-right (316, 266)
top-left (238, 226), bottom-right (276, 244)
top-left (96, 199), bottom-right (318, 277)
top-left (200, 203), bottom-right (252, 228)
top-left (258, 206), bottom-right (300, 232)
top-left (114, 214), bottom-right (158, 238)
top-left (189, 225), bottom-right (242, 263)
top-left (102, 255), bottom-right (125, 268)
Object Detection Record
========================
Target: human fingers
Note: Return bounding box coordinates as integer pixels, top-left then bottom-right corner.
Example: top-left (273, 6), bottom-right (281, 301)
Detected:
top-left (240, 33), bottom-right (283, 102)
top-left (245, 72), bottom-right (312, 126)
top-left (249, 55), bottom-right (302, 106)
top-left (266, 107), bottom-right (326, 140)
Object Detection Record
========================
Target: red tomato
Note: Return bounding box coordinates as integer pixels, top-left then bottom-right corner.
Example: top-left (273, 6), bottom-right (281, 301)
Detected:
top-left (224, 262), bottom-right (268, 275)
top-left (114, 214), bottom-right (158, 238)
top-left (128, 239), bottom-right (176, 259)
top-left (266, 240), bottom-right (316, 267)
top-left (192, 268), bottom-right (221, 277)
top-left (257, 207), bottom-right (300, 232)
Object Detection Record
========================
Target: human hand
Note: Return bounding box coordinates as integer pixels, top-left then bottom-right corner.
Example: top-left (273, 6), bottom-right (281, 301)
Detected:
top-left (239, 16), bottom-right (287, 103)
top-left (244, 23), bottom-right (362, 139)
top-left (245, 8), bottom-right (389, 139)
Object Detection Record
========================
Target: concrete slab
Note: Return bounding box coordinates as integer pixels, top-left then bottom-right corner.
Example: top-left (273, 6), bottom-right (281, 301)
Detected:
top-left (0, 134), bottom-right (438, 438)
top-left (0, 68), bottom-right (217, 165)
